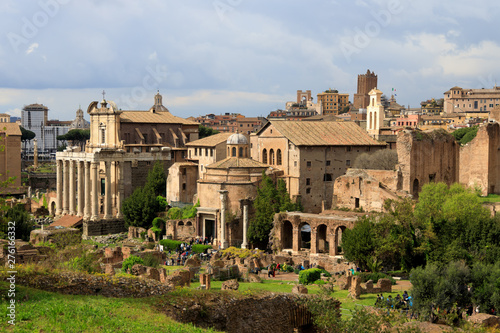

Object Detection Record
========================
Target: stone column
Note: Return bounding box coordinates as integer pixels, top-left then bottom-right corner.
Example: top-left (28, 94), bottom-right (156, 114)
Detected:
top-left (310, 226), bottom-right (318, 254)
top-left (329, 233), bottom-right (336, 256)
top-left (77, 161), bottom-right (84, 216)
top-left (219, 190), bottom-right (228, 249)
top-left (84, 161), bottom-right (91, 219)
top-left (91, 161), bottom-right (99, 220)
top-left (69, 160), bottom-right (76, 215)
top-left (56, 159), bottom-right (63, 215)
top-left (292, 226), bottom-right (300, 253)
top-left (241, 201), bottom-right (249, 249)
top-left (104, 161), bottom-right (112, 219)
top-left (62, 160), bottom-right (69, 215)
top-left (115, 161), bottom-right (124, 218)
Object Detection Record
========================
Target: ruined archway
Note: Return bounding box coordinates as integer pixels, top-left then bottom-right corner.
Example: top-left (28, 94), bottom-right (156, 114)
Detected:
top-left (282, 220), bottom-right (293, 249)
top-left (299, 222), bottom-right (311, 250)
top-left (334, 225), bottom-right (346, 255)
top-left (316, 224), bottom-right (329, 254)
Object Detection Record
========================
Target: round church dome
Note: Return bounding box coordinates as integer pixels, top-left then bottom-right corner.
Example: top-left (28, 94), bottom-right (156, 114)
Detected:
top-left (227, 133), bottom-right (248, 145)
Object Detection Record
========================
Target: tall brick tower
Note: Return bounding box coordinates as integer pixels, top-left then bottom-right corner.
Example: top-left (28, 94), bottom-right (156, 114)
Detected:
top-left (353, 70), bottom-right (378, 109)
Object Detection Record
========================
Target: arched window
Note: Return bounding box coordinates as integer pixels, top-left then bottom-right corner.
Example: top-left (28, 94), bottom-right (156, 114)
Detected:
top-left (269, 149), bottom-right (275, 165)
top-left (262, 149), bottom-right (268, 164)
top-left (277, 149), bottom-right (282, 165)
top-left (239, 147), bottom-right (243, 157)
top-left (232, 147), bottom-right (236, 157)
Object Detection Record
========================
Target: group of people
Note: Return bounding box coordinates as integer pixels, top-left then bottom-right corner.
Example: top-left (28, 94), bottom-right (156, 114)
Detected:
top-left (375, 291), bottom-right (413, 314)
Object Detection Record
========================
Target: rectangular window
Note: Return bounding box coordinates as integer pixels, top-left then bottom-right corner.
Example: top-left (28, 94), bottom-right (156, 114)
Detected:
top-left (326, 160), bottom-right (331, 166)
top-left (346, 160), bottom-right (351, 166)
top-left (346, 146), bottom-right (351, 152)
top-left (210, 149), bottom-right (213, 157)
top-left (182, 183), bottom-right (186, 190)
top-left (294, 161), bottom-right (297, 167)
top-left (100, 178), bottom-right (105, 196)
top-left (306, 178), bottom-right (311, 186)
top-left (323, 174), bottom-right (333, 182)
top-left (306, 161), bottom-right (311, 167)
top-left (194, 148), bottom-right (197, 156)
top-left (306, 188), bottom-right (311, 194)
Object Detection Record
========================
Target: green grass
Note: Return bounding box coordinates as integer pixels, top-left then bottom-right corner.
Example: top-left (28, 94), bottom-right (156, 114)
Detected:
top-left (478, 194), bottom-right (500, 203)
top-left (0, 282), bottom-right (220, 333)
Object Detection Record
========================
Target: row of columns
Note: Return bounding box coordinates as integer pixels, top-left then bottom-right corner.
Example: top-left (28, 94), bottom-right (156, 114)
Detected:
top-left (288, 226), bottom-right (343, 255)
top-left (56, 159), bottom-right (123, 220)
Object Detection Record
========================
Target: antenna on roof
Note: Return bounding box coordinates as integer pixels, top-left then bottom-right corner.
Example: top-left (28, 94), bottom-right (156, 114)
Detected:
top-left (102, 90), bottom-right (106, 100)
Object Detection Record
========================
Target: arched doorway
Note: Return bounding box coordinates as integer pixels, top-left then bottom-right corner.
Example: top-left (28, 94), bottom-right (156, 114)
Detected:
top-left (282, 220), bottom-right (293, 249)
top-left (334, 226), bottom-right (346, 255)
top-left (50, 201), bottom-right (56, 216)
top-left (412, 178), bottom-right (419, 198)
top-left (299, 222), bottom-right (311, 250)
top-left (316, 224), bottom-right (329, 254)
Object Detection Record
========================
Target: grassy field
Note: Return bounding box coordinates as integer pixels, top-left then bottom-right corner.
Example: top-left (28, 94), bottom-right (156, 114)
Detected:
top-left (478, 194), bottom-right (500, 202)
top-left (0, 282), bottom-right (220, 333)
top-left (0, 268), bottom-right (409, 332)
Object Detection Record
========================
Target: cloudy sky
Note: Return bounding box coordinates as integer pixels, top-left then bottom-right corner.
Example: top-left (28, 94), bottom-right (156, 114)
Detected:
top-left (1, 0), bottom-right (500, 121)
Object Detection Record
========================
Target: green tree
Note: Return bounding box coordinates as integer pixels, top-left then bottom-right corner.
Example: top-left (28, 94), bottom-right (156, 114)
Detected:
top-left (248, 172), bottom-right (301, 248)
top-left (57, 129), bottom-right (90, 150)
top-left (121, 185), bottom-right (159, 228)
top-left (20, 126), bottom-right (36, 151)
top-left (4, 204), bottom-right (34, 241)
top-left (146, 161), bottom-right (166, 196)
top-left (341, 217), bottom-right (375, 270)
top-left (198, 125), bottom-right (219, 139)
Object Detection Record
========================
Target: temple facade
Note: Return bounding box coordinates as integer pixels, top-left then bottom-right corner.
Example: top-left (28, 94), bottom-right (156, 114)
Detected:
top-left (55, 93), bottom-right (198, 221)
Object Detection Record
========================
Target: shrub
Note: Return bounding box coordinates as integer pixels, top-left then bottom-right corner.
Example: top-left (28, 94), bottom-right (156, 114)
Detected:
top-left (121, 255), bottom-right (144, 273)
top-left (286, 265), bottom-right (294, 273)
top-left (66, 251), bottom-right (100, 274)
top-left (166, 207), bottom-right (182, 220)
top-left (299, 268), bottom-right (323, 285)
top-left (181, 200), bottom-right (199, 219)
top-left (142, 253), bottom-right (162, 268)
top-left (191, 244), bottom-right (212, 254)
top-left (159, 239), bottom-right (182, 251)
top-left (156, 196), bottom-right (168, 212)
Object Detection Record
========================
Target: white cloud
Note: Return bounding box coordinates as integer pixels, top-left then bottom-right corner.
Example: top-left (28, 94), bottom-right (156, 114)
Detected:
top-left (26, 43), bottom-right (38, 55)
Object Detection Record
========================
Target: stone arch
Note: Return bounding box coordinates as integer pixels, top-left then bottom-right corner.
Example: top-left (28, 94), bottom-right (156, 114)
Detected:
top-left (282, 220), bottom-right (293, 249)
top-left (299, 222), bottom-right (311, 250)
top-left (185, 221), bottom-right (192, 226)
top-left (262, 149), bottom-right (268, 164)
top-left (277, 149), bottom-right (282, 165)
top-left (178, 221), bottom-right (184, 226)
top-left (316, 224), bottom-right (329, 254)
top-left (334, 225), bottom-right (347, 255)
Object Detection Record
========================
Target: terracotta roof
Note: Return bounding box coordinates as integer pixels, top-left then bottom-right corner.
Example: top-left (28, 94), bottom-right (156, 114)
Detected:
top-left (0, 123), bottom-right (21, 136)
top-left (268, 121), bottom-right (385, 146)
top-left (186, 132), bottom-right (233, 147)
top-left (50, 215), bottom-right (83, 228)
top-left (207, 157), bottom-right (269, 169)
top-left (120, 110), bottom-right (198, 125)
